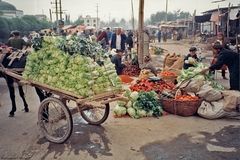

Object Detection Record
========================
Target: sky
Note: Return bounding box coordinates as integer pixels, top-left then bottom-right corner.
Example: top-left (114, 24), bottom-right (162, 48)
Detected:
top-left (4, 0), bottom-right (240, 22)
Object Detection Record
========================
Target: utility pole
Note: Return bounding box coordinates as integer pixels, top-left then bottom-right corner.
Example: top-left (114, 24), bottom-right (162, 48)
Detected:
top-left (226, 3), bottom-right (231, 39)
top-left (193, 9), bottom-right (196, 41)
top-left (138, 0), bottom-right (144, 68)
top-left (54, 0), bottom-right (59, 27)
top-left (217, 4), bottom-right (220, 34)
top-left (96, 3), bottom-right (99, 30)
top-left (59, 0), bottom-right (62, 21)
top-left (49, 9), bottom-right (52, 22)
top-left (131, 0), bottom-right (135, 31)
top-left (165, 0), bottom-right (168, 21)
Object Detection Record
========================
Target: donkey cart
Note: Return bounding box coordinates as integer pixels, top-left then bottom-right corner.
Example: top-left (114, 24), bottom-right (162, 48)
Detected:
top-left (1, 68), bottom-right (126, 144)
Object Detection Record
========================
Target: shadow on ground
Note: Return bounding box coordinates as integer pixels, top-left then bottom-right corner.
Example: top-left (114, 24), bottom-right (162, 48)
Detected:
top-left (140, 125), bottom-right (240, 160)
top-left (37, 116), bottom-right (112, 160)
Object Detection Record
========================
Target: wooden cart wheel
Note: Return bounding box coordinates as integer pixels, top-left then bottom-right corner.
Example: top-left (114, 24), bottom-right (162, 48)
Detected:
top-left (38, 97), bottom-right (73, 143)
top-left (80, 103), bottom-right (110, 125)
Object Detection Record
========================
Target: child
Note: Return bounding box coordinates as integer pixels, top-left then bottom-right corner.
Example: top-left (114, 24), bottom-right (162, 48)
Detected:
top-left (183, 47), bottom-right (199, 69)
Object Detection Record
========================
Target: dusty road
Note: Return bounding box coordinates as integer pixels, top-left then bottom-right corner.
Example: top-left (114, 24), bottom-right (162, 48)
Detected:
top-left (0, 42), bottom-right (239, 160)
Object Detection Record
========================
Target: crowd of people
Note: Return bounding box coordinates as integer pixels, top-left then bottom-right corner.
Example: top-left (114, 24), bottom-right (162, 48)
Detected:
top-left (1, 27), bottom-right (239, 92)
top-left (183, 32), bottom-right (240, 91)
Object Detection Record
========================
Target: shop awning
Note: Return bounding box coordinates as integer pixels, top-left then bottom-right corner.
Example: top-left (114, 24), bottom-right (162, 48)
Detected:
top-left (195, 14), bottom-right (211, 23)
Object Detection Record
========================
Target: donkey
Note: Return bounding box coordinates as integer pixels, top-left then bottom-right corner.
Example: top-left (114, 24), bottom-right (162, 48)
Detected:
top-left (1, 47), bottom-right (49, 117)
top-left (0, 47), bottom-right (31, 117)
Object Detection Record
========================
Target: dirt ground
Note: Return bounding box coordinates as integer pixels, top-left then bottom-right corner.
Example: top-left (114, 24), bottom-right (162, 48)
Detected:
top-left (0, 41), bottom-right (239, 160)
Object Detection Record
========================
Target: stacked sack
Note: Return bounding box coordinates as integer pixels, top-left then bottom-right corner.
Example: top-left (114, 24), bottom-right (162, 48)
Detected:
top-left (163, 53), bottom-right (184, 76)
top-left (178, 75), bottom-right (240, 119)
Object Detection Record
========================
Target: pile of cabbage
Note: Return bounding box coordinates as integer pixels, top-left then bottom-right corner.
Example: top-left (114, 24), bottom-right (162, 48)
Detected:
top-left (113, 91), bottom-right (164, 118)
top-left (177, 63), bottom-right (224, 90)
top-left (23, 37), bottom-right (122, 97)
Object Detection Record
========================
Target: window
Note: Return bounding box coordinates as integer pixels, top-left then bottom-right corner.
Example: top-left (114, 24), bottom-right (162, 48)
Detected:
top-left (87, 20), bottom-right (89, 23)
top-left (93, 20), bottom-right (96, 23)
top-left (93, 24), bottom-right (96, 27)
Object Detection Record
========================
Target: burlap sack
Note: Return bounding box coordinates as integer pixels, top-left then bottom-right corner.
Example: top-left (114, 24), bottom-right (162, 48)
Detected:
top-left (170, 57), bottom-right (184, 70)
top-left (222, 90), bottom-right (240, 112)
top-left (197, 84), bottom-right (223, 102)
top-left (179, 78), bottom-right (204, 93)
top-left (164, 53), bottom-right (179, 68)
top-left (198, 100), bottom-right (240, 119)
top-left (198, 100), bottom-right (225, 119)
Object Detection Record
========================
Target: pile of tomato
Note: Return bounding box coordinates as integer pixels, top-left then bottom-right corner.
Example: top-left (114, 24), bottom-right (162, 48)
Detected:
top-left (130, 79), bottom-right (175, 93)
top-left (122, 65), bottom-right (141, 77)
top-left (175, 95), bottom-right (199, 101)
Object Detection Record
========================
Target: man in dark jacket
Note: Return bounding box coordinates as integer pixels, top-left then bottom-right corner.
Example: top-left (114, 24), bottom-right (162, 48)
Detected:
top-left (110, 28), bottom-right (127, 53)
top-left (97, 29), bottom-right (109, 49)
top-left (111, 52), bottom-right (125, 75)
top-left (201, 41), bottom-right (240, 91)
top-left (7, 31), bottom-right (26, 50)
top-left (126, 31), bottom-right (133, 51)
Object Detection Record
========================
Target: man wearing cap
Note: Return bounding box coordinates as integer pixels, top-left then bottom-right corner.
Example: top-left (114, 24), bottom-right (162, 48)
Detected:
top-left (183, 47), bottom-right (199, 69)
top-left (201, 41), bottom-right (240, 91)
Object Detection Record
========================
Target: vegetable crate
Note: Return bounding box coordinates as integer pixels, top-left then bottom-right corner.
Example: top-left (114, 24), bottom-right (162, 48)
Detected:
top-left (161, 98), bottom-right (202, 116)
top-left (2, 69), bottom-right (126, 144)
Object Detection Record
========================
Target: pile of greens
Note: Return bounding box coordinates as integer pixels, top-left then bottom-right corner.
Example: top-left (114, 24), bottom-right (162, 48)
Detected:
top-left (153, 46), bottom-right (164, 55)
top-left (23, 37), bottom-right (121, 97)
top-left (56, 36), bottom-right (105, 59)
top-left (177, 63), bottom-right (224, 90)
top-left (113, 91), bottom-right (164, 118)
top-left (177, 63), bottom-right (205, 82)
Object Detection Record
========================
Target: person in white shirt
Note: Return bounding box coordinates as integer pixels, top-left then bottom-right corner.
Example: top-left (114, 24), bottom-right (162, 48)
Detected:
top-left (110, 28), bottom-right (127, 53)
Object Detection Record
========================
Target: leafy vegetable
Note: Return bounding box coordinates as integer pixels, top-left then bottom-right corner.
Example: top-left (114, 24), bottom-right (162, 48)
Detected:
top-left (126, 101), bottom-right (133, 108)
top-left (56, 36), bottom-right (105, 59)
top-left (177, 63), bottom-right (224, 90)
top-left (113, 104), bottom-right (127, 117)
top-left (136, 109), bottom-right (147, 117)
top-left (134, 91), bottom-right (163, 117)
top-left (23, 37), bottom-right (122, 97)
top-left (130, 91), bottom-right (139, 101)
top-left (127, 107), bottom-right (139, 119)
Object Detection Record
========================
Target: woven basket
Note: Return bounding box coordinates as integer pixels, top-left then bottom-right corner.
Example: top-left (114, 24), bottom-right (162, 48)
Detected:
top-left (161, 98), bottom-right (202, 116)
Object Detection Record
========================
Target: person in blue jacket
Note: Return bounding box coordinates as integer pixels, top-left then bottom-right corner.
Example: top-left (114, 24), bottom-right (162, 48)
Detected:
top-left (110, 28), bottom-right (127, 53)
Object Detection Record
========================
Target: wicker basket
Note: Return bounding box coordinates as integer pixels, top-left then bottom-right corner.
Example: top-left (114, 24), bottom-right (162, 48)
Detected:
top-left (161, 98), bottom-right (202, 116)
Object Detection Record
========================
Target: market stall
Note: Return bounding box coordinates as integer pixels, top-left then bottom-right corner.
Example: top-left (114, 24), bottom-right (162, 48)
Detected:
top-left (113, 51), bottom-right (240, 119)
